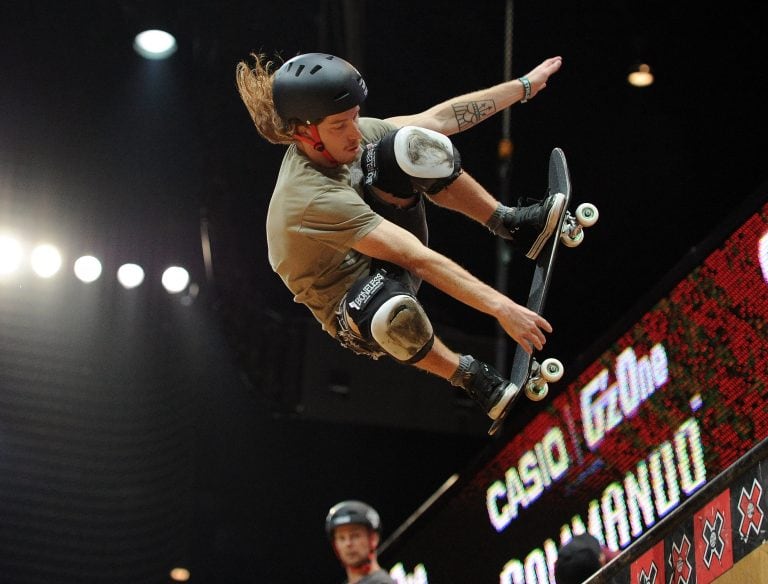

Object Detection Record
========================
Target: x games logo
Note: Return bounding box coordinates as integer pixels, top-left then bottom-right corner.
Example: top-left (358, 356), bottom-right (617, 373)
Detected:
top-left (701, 511), bottom-right (725, 568)
top-left (737, 479), bottom-right (764, 542)
top-left (667, 535), bottom-right (693, 584)
top-left (637, 562), bottom-right (658, 584)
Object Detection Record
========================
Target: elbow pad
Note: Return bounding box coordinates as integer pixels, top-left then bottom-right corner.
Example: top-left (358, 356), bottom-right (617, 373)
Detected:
top-left (362, 126), bottom-right (463, 198)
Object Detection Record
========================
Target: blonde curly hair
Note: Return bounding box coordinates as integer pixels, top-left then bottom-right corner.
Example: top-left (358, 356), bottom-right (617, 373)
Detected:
top-left (235, 53), bottom-right (296, 145)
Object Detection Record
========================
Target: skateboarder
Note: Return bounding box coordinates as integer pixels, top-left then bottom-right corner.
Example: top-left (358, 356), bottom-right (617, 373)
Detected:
top-left (326, 500), bottom-right (394, 584)
top-left (235, 51), bottom-right (565, 420)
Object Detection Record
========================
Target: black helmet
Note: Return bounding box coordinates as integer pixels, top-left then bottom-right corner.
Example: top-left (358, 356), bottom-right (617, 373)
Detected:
top-left (325, 500), bottom-right (381, 539)
top-left (273, 53), bottom-right (368, 124)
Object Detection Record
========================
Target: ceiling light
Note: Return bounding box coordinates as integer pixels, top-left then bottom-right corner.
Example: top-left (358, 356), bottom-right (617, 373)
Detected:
top-left (170, 567), bottom-right (190, 582)
top-left (161, 266), bottom-right (190, 293)
top-left (0, 235), bottom-right (23, 275)
top-left (30, 244), bottom-right (62, 278)
top-left (628, 63), bottom-right (654, 87)
top-left (117, 263), bottom-right (145, 289)
top-left (74, 255), bottom-right (103, 283)
top-left (133, 29), bottom-right (177, 60)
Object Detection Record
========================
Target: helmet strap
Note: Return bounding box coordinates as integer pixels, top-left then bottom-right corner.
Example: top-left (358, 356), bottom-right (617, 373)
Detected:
top-left (294, 124), bottom-right (339, 165)
top-left (347, 555), bottom-right (373, 575)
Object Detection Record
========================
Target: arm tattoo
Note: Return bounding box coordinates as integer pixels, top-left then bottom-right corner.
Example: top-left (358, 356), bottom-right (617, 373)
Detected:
top-left (452, 99), bottom-right (497, 131)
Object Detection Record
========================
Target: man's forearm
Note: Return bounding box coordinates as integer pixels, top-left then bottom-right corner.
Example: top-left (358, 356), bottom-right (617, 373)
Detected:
top-left (410, 246), bottom-right (505, 317)
top-left (354, 220), bottom-right (502, 316)
top-left (427, 79), bottom-right (525, 135)
top-left (385, 56), bottom-right (562, 136)
top-left (386, 78), bottom-right (524, 135)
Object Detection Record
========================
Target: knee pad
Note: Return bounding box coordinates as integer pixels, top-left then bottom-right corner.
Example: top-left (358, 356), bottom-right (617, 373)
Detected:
top-left (369, 294), bottom-right (434, 363)
top-left (362, 126), bottom-right (462, 198)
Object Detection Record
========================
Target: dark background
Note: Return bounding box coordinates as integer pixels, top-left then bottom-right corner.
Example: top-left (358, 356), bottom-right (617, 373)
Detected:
top-left (0, 1), bottom-right (766, 583)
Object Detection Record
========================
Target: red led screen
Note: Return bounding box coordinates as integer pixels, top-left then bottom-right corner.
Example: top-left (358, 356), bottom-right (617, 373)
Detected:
top-left (381, 196), bottom-right (768, 584)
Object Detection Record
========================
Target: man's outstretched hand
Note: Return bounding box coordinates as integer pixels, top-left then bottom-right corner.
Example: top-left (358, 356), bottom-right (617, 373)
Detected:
top-left (523, 56), bottom-right (563, 101)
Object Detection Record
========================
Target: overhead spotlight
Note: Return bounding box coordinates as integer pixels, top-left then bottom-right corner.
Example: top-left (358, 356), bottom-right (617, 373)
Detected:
top-left (170, 567), bottom-right (190, 582)
top-left (74, 255), bottom-right (103, 283)
top-left (161, 266), bottom-right (190, 294)
top-left (133, 29), bottom-right (177, 60)
top-left (628, 63), bottom-right (654, 87)
top-left (117, 263), bottom-right (145, 289)
top-left (0, 235), bottom-right (23, 275)
top-left (30, 244), bottom-right (62, 278)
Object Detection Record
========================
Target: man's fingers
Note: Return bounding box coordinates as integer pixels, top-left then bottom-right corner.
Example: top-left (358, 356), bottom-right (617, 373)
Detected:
top-left (522, 335), bottom-right (543, 354)
top-left (537, 315), bottom-right (553, 334)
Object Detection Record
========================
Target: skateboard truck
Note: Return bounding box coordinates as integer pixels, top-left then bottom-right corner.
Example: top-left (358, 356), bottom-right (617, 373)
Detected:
top-left (524, 357), bottom-right (565, 401)
top-left (561, 203), bottom-right (599, 248)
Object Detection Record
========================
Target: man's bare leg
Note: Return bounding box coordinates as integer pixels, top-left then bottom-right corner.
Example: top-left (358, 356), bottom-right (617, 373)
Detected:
top-left (410, 337), bottom-right (520, 420)
top-left (426, 172), bottom-right (498, 224)
top-left (411, 336), bottom-right (461, 380)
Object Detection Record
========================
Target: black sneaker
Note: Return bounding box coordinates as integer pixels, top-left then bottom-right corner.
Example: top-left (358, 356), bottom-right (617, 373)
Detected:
top-left (462, 360), bottom-right (521, 420)
top-left (503, 192), bottom-right (566, 259)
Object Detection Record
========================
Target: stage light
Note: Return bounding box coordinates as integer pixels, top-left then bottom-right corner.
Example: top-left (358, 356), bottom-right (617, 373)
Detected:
top-left (0, 235), bottom-right (23, 275)
top-left (170, 567), bottom-right (190, 582)
top-left (133, 29), bottom-right (177, 60)
top-left (117, 263), bottom-right (145, 289)
top-left (74, 255), bottom-right (103, 283)
top-left (30, 244), bottom-right (62, 278)
top-left (161, 266), bottom-right (190, 293)
top-left (628, 63), bottom-right (654, 87)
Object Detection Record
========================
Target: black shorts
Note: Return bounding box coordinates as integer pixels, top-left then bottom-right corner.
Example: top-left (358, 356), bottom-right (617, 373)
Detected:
top-left (335, 267), bottom-right (418, 360)
top-left (335, 175), bottom-right (430, 359)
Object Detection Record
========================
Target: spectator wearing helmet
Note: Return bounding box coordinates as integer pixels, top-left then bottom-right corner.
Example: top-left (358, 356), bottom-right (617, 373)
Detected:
top-left (235, 51), bottom-right (564, 422)
top-left (326, 500), bottom-right (394, 584)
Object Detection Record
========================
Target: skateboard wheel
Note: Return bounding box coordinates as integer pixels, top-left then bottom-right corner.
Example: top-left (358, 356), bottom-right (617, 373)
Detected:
top-left (561, 229), bottom-right (584, 247)
top-left (525, 381), bottom-right (548, 401)
top-left (540, 357), bottom-right (564, 382)
top-left (575, 203), bottom-right (599, 227)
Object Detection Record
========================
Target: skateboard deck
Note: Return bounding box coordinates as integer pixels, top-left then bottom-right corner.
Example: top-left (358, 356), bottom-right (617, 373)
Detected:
top-left (488, 147), bottom-right (597, 436)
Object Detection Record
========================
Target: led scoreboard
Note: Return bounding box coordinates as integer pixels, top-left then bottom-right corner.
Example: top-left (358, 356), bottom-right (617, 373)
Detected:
top-left (380, 191), bottom-right (768, 584)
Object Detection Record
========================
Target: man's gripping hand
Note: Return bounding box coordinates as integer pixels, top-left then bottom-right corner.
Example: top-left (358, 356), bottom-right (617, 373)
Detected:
top-left (497, 301), bottom-right (552, 355)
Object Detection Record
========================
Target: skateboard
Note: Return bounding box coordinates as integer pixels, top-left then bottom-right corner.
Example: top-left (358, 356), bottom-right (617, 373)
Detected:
top-left (488, 147), bottom-right (598, 436)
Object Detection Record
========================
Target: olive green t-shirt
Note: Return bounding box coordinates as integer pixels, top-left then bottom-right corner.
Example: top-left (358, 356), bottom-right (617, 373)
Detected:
top-left (266, 118), bottom-right (396, 336)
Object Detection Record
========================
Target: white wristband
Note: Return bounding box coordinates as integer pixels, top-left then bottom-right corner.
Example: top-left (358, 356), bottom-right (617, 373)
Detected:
top-left (519, 76), bottom-right (532, 103)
